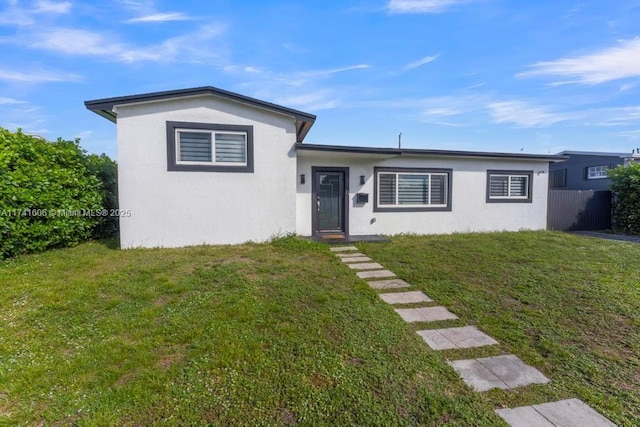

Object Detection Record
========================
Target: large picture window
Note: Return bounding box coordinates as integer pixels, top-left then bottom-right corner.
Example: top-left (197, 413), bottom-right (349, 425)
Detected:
top-left (374, 167), bottom-right (452, 212)
top-left (486, 170), bottom-right (532, 203)
top-left (167, 121), bottom-right (253, 172)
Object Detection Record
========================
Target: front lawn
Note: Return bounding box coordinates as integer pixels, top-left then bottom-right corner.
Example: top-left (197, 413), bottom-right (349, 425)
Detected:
top-left (0, 232), bottom-right (638, 425)
top-left (360, 231), bottom-right (640, 426)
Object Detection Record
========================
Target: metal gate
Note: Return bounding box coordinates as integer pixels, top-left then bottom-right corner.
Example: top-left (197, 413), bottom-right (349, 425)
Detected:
top-left (547, 190), bottom-right (612, 231)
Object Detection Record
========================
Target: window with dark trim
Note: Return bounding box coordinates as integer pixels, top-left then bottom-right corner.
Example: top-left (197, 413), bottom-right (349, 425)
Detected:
top-left (549, 168), bottom-right (566, 188)
top-left (166, 121), bottom-right (254, 172)
top-left (585, 165), bottom-right (608, 180)
top-left (486, 170), bottom-right (533, 203)
top-left (374, 167), bottom-right (452, 212)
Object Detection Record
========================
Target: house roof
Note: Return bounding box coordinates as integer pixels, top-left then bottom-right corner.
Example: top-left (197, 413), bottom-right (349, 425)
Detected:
top-left (85, 86), bottom-right (317, 143)
top-left (556, 150), bottom-right (631, 158)
top-left (296, 143), bottom-right (567, 162)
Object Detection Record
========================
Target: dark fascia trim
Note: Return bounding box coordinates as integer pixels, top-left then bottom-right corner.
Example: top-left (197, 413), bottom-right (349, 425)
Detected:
top-left (85, 86), bottom-right (316, 142)
top-left (486, 169), bottom-right (533, 204)
top-left (296, 143), bottom-right (566, 162)
top-left (311, 167), bottom-right (349, 236)
top-left (166, 121), bottom-right (254, 173)
top-left (373, 166), bottom-right (453, 213)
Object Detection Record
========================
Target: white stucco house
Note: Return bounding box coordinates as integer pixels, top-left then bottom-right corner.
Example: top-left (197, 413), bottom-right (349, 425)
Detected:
top-left (85, 86), bottom-right (564, 248)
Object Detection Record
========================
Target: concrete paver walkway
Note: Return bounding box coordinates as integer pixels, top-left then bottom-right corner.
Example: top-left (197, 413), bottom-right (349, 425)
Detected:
top-left (395, 306), bottom-right (458, 322)
top-left (449, 355), bottom-right (549, 391)
top-left (330, 244), bottom-right (613, 425)
top-left (496, 398), bottom-right (616, 427)
top-left (417, 326), bottom-right (498, 350)
top-left (379, 291), bottom-right (432, 304)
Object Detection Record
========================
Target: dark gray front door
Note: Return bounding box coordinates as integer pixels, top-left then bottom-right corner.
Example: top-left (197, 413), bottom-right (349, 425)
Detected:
top-left (312, 168), bottom-right (348, 234)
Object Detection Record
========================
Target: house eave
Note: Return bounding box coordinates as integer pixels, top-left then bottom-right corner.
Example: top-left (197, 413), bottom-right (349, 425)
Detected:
top-left (296, 143), bottom-right (567, 162)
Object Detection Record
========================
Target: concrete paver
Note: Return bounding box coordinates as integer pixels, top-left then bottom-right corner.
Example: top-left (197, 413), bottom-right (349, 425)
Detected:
top-left (367, 279), bottom-right (411, 289)
top-left (417, 326), bottom-right (497, 350)
top-left (340, 256), bottom-right (372, 263)
top-left (450, 355), bottom-right (549, 391)
top-left (448, 359), bottom-right (508, 391)
top-left (496, 406), bottom-right (554, 426)
top-left (330, 246), bottom-right (358, 252)
top-left (379, 291), bottom-right (433, 304)
top-left (334, 252), bottom-right (366, 258)
top-left (348, 262), bottom-right (385, 270)
top-left (357, 270), bottom-right (396, 279)
top-left (395, 306), bottom-right (458, 323)
top-left (533, 399), bottom-right (616, 427)
top-left (478, 355), bottom-right (550, 388)
top-left (496, 399), bottom-right (616, 427)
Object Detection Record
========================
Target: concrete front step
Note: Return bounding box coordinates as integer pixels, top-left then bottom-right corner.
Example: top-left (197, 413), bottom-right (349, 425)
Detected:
top-left (379, 291), bottom-right (433, 304)
top-left (496, 398), bottom-right (616, 427)
top-left (417, 326), bottom-right (498, 350)
top-left (449, 354), bottom-right (550, 392)
top-left (367, 279), bottom-right (411, 289)
top-left (395, 306), bottom-right (458, 323)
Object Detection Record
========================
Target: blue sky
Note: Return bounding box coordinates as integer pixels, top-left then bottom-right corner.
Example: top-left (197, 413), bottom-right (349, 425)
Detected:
top-left (1, 0), bottom-right (640, 158)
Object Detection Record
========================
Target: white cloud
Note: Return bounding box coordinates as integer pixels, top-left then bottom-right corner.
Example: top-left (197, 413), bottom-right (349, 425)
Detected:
top-left (7, 24), bottom-right (225, 63)
top-left (518, 38), bottom-right (640, 85)
top-left (32, 1), bottom-right (71, 14)
top-left (0, 68), bottom-right (80, 83)
top-left (487, 101), bottom-right (568, 127)
top-left (404, 54), bottom-right (438, 71)
top-left (126, 12), bottom-right (191, 23)
top-left (299, 64), bottom-right (369, 78)
top-left (388, 0), bottom-right (475, 14)
top-left (0, 97), bottom-right (26, 104)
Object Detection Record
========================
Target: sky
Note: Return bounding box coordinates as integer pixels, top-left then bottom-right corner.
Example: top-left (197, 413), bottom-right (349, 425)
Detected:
top-left (1, 0), bottom-right (640, 158)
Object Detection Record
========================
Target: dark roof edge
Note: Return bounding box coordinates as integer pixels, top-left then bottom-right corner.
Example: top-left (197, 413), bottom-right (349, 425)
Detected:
top-left (85, 86), bottom-right (316, 122)
top-left (296, 143), bottom-right (567, 162)
top-left (556, 150), bottom-right (631, 157)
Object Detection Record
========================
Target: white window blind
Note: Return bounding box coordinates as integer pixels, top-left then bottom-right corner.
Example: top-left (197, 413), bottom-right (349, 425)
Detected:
top-left (378, 172), bottom-right (448, 207)
top-left (177, 130), bottom-right (247, 165)
top-left (489, 174), bottom-right (529, 199)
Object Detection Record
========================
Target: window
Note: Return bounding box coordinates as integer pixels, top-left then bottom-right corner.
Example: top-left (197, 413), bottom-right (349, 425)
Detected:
top-left (550, 168), bottom-right (566, 188)
top-left (586, 165), bottom-right (608, 180)
top-left (486, 170), bottom-right (532, 203)
top-left (166, 121), bottom-right (254, 172)
top-left (374, 167), bottom-right (452, 212)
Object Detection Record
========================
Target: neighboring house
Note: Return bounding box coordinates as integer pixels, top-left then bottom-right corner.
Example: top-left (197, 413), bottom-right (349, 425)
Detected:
top-left (549, 151), bottom-right (633, 191)
top-left (85, 86), bottom-right (564, 248)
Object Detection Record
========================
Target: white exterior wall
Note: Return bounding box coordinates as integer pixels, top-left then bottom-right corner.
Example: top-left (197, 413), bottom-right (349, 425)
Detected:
top-left (296, 152), bottom-right (549, 236)
top-left (116, 96), bottom-right (298, 248)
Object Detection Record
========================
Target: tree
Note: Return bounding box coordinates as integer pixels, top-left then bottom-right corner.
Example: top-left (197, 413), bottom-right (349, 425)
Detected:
top-left (608, 162), bottom-right (640, 235)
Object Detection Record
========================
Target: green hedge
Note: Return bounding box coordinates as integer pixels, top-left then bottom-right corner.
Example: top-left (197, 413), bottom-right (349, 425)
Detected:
top-left (609, 162), bottom-right (640, 235)
top-left (0, 128), bottom-right (116, 258)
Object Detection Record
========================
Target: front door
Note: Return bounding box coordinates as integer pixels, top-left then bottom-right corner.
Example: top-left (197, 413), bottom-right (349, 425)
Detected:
top-left (312, 167), bottom-right (349, 235)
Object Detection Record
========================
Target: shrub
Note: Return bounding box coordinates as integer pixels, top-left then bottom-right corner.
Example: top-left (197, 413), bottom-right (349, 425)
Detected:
top-left (85, 153), bottom-right (118, 238)
top-left (0, 128), bottom-right (105, 258)
top-left (608, 162), bottom-right (640, 235)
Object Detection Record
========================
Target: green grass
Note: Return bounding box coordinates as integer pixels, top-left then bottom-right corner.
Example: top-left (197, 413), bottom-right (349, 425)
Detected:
top-left (0, 232), bottom-right (638, 425)
top-left (360, 231), bottom-right (640, 426)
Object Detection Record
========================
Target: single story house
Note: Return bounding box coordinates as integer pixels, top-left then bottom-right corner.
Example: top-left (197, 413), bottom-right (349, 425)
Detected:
top-left (85, 86), bottom-right (564, 248)
top-left (549, 151), bottom-right (634, 191)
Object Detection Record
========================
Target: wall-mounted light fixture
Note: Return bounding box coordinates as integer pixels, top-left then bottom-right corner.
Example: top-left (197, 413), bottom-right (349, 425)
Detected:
top-left (360, 175), bottom-right (365, 185)
top-left (300, 174), bottom-right (305, 184)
